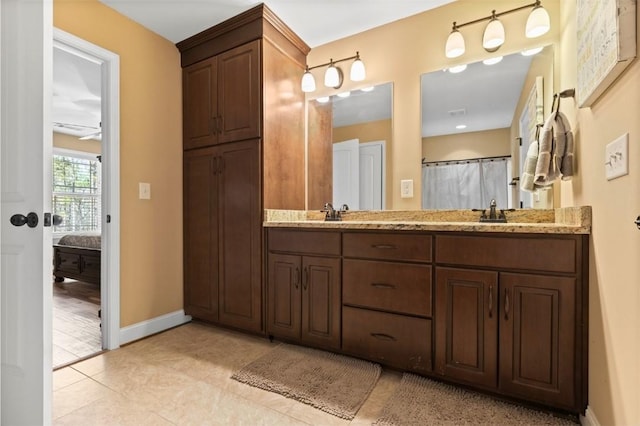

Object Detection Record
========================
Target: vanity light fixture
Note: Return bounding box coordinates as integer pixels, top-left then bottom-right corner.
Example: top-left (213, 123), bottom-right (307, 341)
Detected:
top-left (301, 52), bottom-right (366, 93)
top-left (444, 1), bottom-right (550, 58)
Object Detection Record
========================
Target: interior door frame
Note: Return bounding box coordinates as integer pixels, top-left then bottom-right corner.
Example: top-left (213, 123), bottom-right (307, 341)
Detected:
top-left (53, 28), bottom-right (121, 350)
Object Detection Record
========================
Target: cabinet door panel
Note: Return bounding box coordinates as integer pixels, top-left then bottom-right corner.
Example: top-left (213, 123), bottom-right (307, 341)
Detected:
top-left (218, 140), bottom-right (262, 332)
top-left (218, 40), bottom-right (261, 143)
top-left (267, 253), bottom-right (301, 340)
top-left (499, 273), bottom-right (576, 410)
top-left (435, 267), bottom-right (498, 389)
top-left (301, 256), bottom-right (341, 350)
top-left (183, 148), bottom-right (219, 321)
top-left (183, 57), bottom-right (217, 149)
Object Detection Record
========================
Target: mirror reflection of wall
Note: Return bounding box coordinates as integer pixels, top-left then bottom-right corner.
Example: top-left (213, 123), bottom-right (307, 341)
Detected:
top-left (308, 82), bottom-right (392, 211)
top-left (420, 45), bottom-right (554, 210)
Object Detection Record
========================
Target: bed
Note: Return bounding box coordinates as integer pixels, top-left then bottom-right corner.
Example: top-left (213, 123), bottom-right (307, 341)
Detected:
top-left (53, 233), bottom-right (101, 285)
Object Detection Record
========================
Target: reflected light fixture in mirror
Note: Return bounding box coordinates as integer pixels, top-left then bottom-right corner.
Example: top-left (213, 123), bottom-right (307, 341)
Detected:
top-left (301, 52), bottom-right (366, 93)
top-left (444, 1), bottom-right (550, 58)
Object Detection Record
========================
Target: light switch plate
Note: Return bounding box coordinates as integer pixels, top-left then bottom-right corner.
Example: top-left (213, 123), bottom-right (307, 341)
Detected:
top-left (605, 133), bottom-right (629, 180)
top-left (139, 182), bottom-right (151, 199)
top-left (400, 179), bottom-right (414, 198)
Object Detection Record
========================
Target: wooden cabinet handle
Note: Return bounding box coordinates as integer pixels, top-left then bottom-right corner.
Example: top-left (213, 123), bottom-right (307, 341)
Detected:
top-left (504, 287), bottom-right (510, 320)
top-left (371, 244), bottom-right (397, 250)
top-left (370, 333), bottom-right (396, 341)
top-left (488, 285), bottom-right (493, 318)
top-left (371, 282), bottom-right (395, 289)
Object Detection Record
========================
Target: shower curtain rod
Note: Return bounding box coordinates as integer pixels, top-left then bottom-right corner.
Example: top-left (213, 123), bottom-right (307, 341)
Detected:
top-left (421, 155), bottom-right (510, 166)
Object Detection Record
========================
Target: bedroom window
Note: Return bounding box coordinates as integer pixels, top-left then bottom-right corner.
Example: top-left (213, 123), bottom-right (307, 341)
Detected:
top-left (52, 153), bottom-right (101, 233)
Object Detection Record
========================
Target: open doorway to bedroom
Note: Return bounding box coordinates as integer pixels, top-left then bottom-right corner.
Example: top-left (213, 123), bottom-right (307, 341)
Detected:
top-left (52, 45), bottom-right (103, 368)
top-left (52, 30), bottom-right (121, 368)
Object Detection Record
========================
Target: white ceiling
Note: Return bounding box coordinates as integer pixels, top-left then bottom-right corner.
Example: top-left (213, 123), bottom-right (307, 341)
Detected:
top-left (98, 0), bottom-right (455, 47)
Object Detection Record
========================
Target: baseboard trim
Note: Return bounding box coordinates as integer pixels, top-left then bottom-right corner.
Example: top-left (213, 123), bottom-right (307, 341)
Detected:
top-left (580, 406), bottom-right (601, 426)
top-left (119, 310), bottom-right (192, 345)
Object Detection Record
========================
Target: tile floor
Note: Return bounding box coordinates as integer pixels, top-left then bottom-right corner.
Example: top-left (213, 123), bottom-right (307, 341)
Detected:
top-left (53, 322), bottom-right (401, 425)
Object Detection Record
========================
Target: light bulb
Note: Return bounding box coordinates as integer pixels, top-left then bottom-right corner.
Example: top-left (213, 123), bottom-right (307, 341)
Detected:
top-left (526, 3), bottom-right (550, 38)
top-left (301, 68), bottom-right (316, 93)
top-left (350, 53), bottom-right (366, 81)
top-left (448, 64), bottom-right (467, 74)
top-left (445, 25), bottom-right (465, 58)
top-left (483, 13), bottom-right (505, 50)
top-left (324, 63), bottom-right (342, 88)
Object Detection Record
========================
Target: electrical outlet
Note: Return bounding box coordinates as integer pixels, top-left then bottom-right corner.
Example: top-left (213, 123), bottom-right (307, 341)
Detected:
top-left (605, 133), bottom-right (629, 180)
top-left (139, 182), bottom-right (151, 199)
top-left (400, 179), bottom-right (414, 198)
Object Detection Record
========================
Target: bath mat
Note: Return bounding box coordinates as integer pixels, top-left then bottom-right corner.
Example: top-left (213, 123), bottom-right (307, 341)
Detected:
top-left (374, 373), bottom-right (576, 425)
top-left (231, 343), bottom-right (380, 420)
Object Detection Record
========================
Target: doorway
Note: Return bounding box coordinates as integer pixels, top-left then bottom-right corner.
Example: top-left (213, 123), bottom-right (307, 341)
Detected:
top-left (52, 28), bottom-right (121, 360)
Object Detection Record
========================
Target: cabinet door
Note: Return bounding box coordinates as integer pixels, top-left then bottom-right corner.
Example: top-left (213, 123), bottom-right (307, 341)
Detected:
top-left (499, 273), bottom-right (576, 410)
top-left (183, 147), bottom-right (219, 321)
top-left (183, 57), bottom-right (218, 149)
top-left (217, 139), bottom-right (262, 332)
top-left (301, 256), bottom-right (341, 350)
top-left (267, 253), bottom-right (301, 340)
top-left (435, 267), bottom-right (498, 389)
top-left (217, 40), bottom-right (261, 144)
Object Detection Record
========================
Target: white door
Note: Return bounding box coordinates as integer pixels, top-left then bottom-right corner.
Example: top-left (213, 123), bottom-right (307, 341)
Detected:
top-left (332, 139), bottom-right (359, 210)
top-left (1, 0), bottom-right (53, 424)
top-left (359, 141), bottom-right (385, 210)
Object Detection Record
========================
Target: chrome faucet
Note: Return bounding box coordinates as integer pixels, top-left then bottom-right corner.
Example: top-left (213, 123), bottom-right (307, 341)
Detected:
top-left (489, 199), bottom-right (497, 220)
top-left (323, 202), bottom-right (348, 221)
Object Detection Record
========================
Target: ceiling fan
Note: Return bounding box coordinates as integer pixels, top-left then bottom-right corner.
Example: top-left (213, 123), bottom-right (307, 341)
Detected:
top-left (52, 121), bottom-right (101, 140)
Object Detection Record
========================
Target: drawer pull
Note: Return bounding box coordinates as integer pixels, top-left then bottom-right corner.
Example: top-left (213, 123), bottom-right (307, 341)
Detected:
top-left (371, 282), bottom-right (396, 289)
top-left (371, 244), bottom-right (397, 250)
top-left (370, 332), bottom-right (396, 341)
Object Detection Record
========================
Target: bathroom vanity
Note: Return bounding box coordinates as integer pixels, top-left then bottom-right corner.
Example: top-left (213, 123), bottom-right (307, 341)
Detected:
top-left (264, 207), bottom-right (590, 414)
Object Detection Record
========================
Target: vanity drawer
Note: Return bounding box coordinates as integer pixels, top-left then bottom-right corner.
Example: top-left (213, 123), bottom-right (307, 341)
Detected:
top-left (342, 306), bottom-right (432, 372)
top-left (343, 259), bottom-right (432, 317)
top-left (435, 234), bottom-right (577, 273)
top-left (343, 232), bottom-right (432, 262)
top-left (268, 228), bottom-right (340, 256)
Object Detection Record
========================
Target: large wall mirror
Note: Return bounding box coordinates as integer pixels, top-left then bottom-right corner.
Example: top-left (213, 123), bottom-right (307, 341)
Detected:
top-left (308, 82), bottom-right (392, 211)
top-left (421, 44), bottom-right (554, 210)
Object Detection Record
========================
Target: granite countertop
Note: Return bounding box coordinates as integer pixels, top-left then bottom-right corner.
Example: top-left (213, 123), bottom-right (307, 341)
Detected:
top-left (263, 207), bottom-right (592, 235)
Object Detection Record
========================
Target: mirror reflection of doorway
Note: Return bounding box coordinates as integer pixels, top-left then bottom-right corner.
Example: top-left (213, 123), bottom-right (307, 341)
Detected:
top-left (333, 139), bottom-right (385, 210)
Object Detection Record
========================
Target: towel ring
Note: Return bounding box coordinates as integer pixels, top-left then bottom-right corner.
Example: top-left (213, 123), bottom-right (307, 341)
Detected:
top-left (552, 88), bottom-right (576, 118)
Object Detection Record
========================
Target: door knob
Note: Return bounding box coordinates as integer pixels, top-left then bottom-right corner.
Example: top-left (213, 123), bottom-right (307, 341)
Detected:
top-left (10, 212), bottom-right (38, 228)
top-left (635, 216), bottom-right (640, 230)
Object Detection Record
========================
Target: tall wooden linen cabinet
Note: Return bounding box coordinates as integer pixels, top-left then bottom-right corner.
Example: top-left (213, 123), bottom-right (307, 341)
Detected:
top-left (178, 4), bottom-right (310, 333)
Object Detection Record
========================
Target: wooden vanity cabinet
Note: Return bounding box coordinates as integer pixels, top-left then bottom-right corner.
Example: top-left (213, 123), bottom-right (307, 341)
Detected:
top-left (434, 233), bottom-right (587, 413)
top-left (179, 5), bottom-right (310, 334)
top-left (341, 231), bottom-right (433, 373)
top-left (267, 229), bottom-right (341, 350)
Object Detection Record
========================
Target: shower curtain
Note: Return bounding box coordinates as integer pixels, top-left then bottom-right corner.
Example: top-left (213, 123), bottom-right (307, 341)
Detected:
top-left (421, 157), bottom-right (510, 210)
